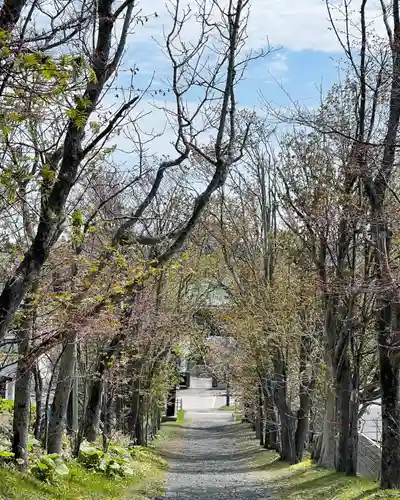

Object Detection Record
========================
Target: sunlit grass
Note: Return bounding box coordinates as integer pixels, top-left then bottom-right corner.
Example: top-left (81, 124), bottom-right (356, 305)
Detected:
top-left (218, 405), bottom-right (235, 411)
top-left (252, 449), bottom-right (400, 499)
top-left (0, 438), bottom-right (168, 499)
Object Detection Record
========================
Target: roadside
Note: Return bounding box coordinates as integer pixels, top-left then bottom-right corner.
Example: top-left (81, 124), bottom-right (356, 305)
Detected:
top-left (0, 423), bottom-right (180, 500)
top-left (248, 430), bottom-right (400, 500)
top-left (157, 413), bottom-right (400, 500)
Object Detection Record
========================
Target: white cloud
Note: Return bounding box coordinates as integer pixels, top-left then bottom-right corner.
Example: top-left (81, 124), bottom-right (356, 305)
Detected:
top-left (95, 0), bottom-right (390, 162)
top-left (134, 0), bottom-right (386, 54)
top-left (266, 53), bottom-right (289, 79)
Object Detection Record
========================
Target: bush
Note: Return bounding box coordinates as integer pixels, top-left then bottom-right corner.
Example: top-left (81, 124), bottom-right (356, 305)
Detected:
top-left (0, 398), bottom-right (14, 414)
top-left (78, 442), bottom-right (137, 478)
top-left (105, 456), bottom-right (134, 478)
top-left (78, 443), bottom-right (105, 471)
top-left (31, 454), bottom-right (69, 484)
top-left (0, 450), bottom-right (14, 465)
top-left (28, 437), bottom-right (41, 452)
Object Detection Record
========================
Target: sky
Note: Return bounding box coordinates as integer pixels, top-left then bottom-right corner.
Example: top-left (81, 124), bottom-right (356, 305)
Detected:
top-left (100, 0), bottom-right (387, 159)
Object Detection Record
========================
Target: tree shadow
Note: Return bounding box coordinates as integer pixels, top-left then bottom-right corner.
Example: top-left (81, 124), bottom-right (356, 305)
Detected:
top-left (350, 488), bottom-right (379, 499)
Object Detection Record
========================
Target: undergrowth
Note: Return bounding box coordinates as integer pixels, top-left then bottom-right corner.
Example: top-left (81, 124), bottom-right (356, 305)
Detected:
top-left (251, 448), bottom-right (400, 500)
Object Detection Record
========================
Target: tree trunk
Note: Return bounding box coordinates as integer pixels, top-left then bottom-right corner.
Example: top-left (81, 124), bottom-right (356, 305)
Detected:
top-left (226, 382), bottom-right (231, 408)
top-left (12, 330), bottom-right (32, 468)
top-left (66, 365), bottom-right (79, 438)
top-left (279, 411), bottom-right (297, 463)
top-left (47, 331), bottom-right (77, 454)
top-left (262, 381), bottom-right (278, 450)
top-left (102, 382), bottom-right (113, 452)
top-left (33, 363), bottom-right (43, 440)
top-left (295, 402), bottom-right (309, 462)
top-left (348, 379), bottom-right (359, 477)
top-left (379, 301), bottom-right (400, 488)
top-left (258, 384), bottom-right (264, 446)
top-left (166, 385), bottom-right (176, 418)
top-left (157, 406), bottom-right (161, 430)
top-left (83, 333), bottom-right (124, 442)
top-left (84, 377), bottom-right (104, 442)
top-left (273, 352), bottom-right (298, 464)
top-left (312, 433), bottom-right (323, 461)
top-left (128, 378), bottom-right (140, 438)
top-left (335, 355), bottom-right (352, 473)
top-left (115, 391), bottom-right (123, 431)
top-left (0, 0), bottom-right (28, 31)
top-left (318, 386), bottom-right (336, 468)
top-left (135, 395), bottom-right (145, 445)
top-left (295, 336), bottom-right (314, 462)
top-left (41, 350), bottom-right (63, 448)
top-left (12, 289), bottom-right (37, 469)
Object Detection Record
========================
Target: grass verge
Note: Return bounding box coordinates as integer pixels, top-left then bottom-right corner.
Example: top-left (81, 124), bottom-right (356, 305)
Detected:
top-left (0, 442), bottom-right (168, 500)
top-left (176, 409), bottom-right (185, 424)
top-left (251, 449), bottom-right (400, 499)
top-left (218, 405), bottom-right (242, 422)
top-left (218, 405), bottom-right (235, 411)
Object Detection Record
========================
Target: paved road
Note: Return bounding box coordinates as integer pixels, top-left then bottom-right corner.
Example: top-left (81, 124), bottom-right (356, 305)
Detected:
top-left (177, 377), bottom-right (231, 412)
top-left (160, 378), bottom-right (270, 499)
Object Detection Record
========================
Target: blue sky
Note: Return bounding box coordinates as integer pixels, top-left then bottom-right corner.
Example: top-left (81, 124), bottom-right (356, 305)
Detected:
top-left (103, 0), bottom-right (386, 157)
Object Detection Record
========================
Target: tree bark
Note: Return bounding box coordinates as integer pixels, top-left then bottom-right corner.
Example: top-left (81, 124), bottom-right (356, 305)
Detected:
top-left (258, 384), bottom-right (264, 446)
top-left (101, 381), bottom-right (113, 452)
top-left (66, 370), bottom-right (78, 438)
top-left (226, 381), bottom-right (231, 408)
top-left (379, 300), bottom-right (400, 488)
top-left (262, 381), bottom-right (278, 450)
top-left (0, 0), bottom-right (28, 30)
top-left (295, 397), bottom-right (310, 462)
top-left (294, 336), bottom-right (314, 462)
top-left (33, 363), bottom-right (43, 440)
top-left (128, 378), bottom-right (140, 437)
top-left (47, 331), bottom-right (77, 454)
top-left (318, 386), bottom-right (336, 468)
top-left (273, 352), bottom-right (298, 464)
top-left (84, 377), bottom-right (104, 442)
top-left (12, 288), bottom-right (37, 468)
top-left (335, 355), bottom-right (352, 473)
top-left (12, 329), bottom-right (32, 468)
top-left (83, 333), bottom-right (124, 442)
top-left (166, 385), bottom-right (177, 418)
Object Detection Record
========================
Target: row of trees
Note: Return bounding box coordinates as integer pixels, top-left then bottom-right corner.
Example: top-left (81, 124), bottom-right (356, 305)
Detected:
top-left (0, 0), bottom-right (255, 471)
top-left (2, 0), bottom-right (400, 493)
top-left (191, 0), bottom-right (400, 490)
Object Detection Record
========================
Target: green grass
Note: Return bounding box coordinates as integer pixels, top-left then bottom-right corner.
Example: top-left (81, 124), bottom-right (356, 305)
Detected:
top-left (0, 445), bottom-right (166, 500)
top-left (218, 405), bottom-right (235, 411)
top-left (218, 405), bottom-right (243, 421)
top-left (176, 409), bottom-right (185, 424)
top-left (251, 450), bottom-right (400, 499)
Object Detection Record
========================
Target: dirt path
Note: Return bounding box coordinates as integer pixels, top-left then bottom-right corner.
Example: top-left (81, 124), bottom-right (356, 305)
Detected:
top-left (158, 410), bottom-right (271, 500)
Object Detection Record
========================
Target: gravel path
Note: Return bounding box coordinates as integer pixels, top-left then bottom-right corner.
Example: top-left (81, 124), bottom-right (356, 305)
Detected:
top-left (159, 411), bottom-right (272, 499)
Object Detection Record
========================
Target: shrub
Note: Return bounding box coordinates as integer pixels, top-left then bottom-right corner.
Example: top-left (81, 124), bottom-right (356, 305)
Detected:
top-left (31, 454), bottom-right (69, 484)
top-left (27, 437), bottom-right (41, 452)
top-left (0, 398), bottom-right (14, 414)
top-left (78, 442), bottom-right (105, 471)
top-left (105, 456), bottom-right (134, 478)
top-left (78, 442), bottom-right (137, 478)
top-left (0, 450), bottom-right (14, 465)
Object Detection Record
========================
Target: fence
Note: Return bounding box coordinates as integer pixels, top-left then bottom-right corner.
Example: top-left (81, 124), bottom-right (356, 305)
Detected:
top-left (357, 433), bottom-right (381, 480)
